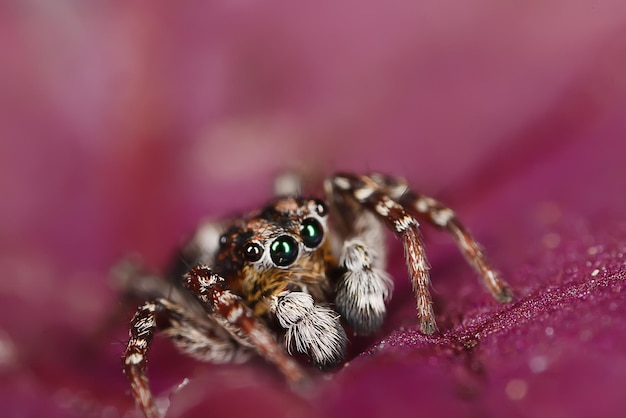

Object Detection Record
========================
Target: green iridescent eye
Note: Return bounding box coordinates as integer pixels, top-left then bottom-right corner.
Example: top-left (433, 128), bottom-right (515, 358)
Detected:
top-left (270, 235), bottom-right (299, 267)
top-left (301, 218), bottom-right (324, 248)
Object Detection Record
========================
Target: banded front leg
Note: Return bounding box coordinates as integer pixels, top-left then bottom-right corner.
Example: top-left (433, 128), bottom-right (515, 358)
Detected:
top-left (123, 298), bottom-right (249, 418)
top-left (183, 265), bottom-right (307, 383)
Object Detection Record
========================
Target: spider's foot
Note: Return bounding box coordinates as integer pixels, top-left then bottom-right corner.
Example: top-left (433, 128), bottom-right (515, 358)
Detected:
top-left (495, 285), bottom-right (514, 303)
top-left (419, 317), bottom-right (438, 335)
top-left (417, 302), bottom-right (438, 335)
top-left (483, 270), bottom-right (514, 303)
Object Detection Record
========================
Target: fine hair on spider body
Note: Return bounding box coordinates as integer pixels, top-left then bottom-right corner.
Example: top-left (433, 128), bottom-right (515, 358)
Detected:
top-left (118, 172), bottom-right (513, 418)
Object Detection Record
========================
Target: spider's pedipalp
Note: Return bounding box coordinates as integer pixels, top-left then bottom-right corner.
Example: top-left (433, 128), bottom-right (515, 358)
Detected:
top-left (183, 265), bottom-right (307, 383)
top-left (270, 291), bottom-right (347, 370)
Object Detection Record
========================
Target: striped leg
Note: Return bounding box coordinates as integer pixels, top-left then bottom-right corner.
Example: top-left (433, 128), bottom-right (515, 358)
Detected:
top-left (124, 301), bottom-right (160, 418)
top-left (183, 265), bottom-right (307, 383)
top-left (327, 174), bottom-right (437, 334)
top-left (123, 298), bottom-right (250, 418)
top-left (368, 173), bottom-right (513, 303)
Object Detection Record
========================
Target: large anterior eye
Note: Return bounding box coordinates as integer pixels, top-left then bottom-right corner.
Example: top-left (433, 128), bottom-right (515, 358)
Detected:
top-left (300, 218), bottom-right (324, 248)
top-left (270, 235), bottom-right (299, 267)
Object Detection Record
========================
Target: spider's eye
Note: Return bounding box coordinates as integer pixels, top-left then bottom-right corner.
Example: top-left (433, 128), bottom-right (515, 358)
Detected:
top-left (270, 235), bottom-right (298, 267)
top-left (314, 199), bottom-right (328, 217)
top-left (219, 234), bottom-right (229, 246)
top-left (300, 218), bottom-right (324, 248)
top-left (242, 242), bottom-right (263, 262)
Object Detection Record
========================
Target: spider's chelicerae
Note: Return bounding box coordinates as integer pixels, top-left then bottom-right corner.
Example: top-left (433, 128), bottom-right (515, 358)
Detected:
top-left (119, 172), bottom-right (512, 418)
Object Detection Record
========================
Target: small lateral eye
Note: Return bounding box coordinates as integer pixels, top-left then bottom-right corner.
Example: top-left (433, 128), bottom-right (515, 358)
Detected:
top-left (301, 218), bottom-right (324, 248)
top-left (219, 234), bottom-right (228, 246)
top-left (242, 242), bottom-right (263, 262)
top-left (270, 235), bottom-right (299, 267)
top-left (314, 199), bottom-right (328, 217)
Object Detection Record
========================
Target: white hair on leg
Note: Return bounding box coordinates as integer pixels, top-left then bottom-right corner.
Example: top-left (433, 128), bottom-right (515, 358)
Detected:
top-left (270, 291), bottom-right (347, 370)
top-left (336, 238), bottom-right (394, 335)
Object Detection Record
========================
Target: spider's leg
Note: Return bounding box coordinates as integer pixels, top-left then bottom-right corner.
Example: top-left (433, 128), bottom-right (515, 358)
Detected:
top-left (323, 203), bottom-right (395, 335)
top-left (273, 171), bottom-right (303, 197)
top-left (325, 177), bottom-right (395, 335)
top-left (167, 219), bottom-right (229, 283)
top-left (334, 235), bottom-right (395, 335)
top-left (113, 220), bottom-right (229, 308)
top-left (369, 173), bottom-right (513, 303)
top-left (123, 298), bottom-right (251, 418)
top-left (326, 174), bottom-right (437, 334)
top-left (183, 265), bottom-right (307, 383)
top-left (112, 258), bottom-right (177, 303)
top-left (268, 290), bottom-right (347, 370)
top-left (124, 301), bottom-right (160, 418)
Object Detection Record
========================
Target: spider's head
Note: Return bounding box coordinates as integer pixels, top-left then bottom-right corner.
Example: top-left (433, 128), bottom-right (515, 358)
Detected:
top-left (215, 197), bottom-right (332, 309)
top-left (239, 197), bottom-right (329, 268)
top-left (215, 197), bottom-right (331, 283)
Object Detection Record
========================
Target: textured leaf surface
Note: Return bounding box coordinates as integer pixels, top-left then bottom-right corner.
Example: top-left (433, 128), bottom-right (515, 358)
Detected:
top-left (1, 2), bottom-right (625, 418)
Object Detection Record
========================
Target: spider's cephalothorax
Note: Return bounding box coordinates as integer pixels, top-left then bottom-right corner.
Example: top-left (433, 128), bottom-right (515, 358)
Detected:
top-left (119, 173), bottom-right (513, 418)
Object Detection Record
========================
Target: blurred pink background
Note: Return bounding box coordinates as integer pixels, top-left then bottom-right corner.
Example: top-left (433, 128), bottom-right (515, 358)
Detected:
top-left (1, 2), bottom-right (626, 417)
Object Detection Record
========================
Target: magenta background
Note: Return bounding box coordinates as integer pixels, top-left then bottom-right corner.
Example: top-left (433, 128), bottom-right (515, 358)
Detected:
top-left (1, 2), bottom-right (626, 417)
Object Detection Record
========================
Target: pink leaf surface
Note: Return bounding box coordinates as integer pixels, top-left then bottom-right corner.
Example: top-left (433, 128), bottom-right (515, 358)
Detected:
top-left (1, 2), bottom-right (625, 418)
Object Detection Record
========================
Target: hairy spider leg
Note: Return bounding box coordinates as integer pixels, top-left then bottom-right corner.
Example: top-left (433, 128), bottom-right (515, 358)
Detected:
top-left (368, 173), bottom-right (513, 303)
top-left (327, 173), bottom-right (437, 334)
top-left (123, 265), bottom-right (309, 418)
top-left (183, 265), bottom-right (307, 383)
top-left (323, 183), bottom-right (394, 335)
top-left (166, 219), bottom-right (229, 285)
top-left (123, 301), bottom-right (160, 418)
top-left (123, 298), bottom-right (251, 418)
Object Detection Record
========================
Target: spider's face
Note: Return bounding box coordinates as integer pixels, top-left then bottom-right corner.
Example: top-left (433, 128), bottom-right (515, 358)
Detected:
top-left (215, 197), bottom-right (331, 297)
top-left (237, 197), bottom-right (329, 270)
top-left (214, 197), bottom-right (332, 311)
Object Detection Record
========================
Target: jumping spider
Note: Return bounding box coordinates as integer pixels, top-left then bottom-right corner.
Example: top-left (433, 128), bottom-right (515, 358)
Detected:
top-left (119, 172), bottom-right (512, 418)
